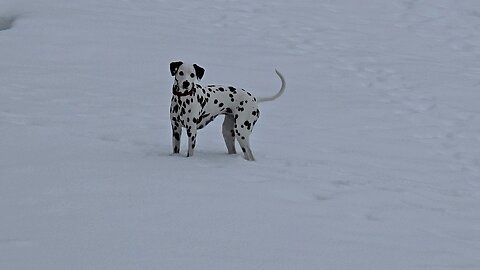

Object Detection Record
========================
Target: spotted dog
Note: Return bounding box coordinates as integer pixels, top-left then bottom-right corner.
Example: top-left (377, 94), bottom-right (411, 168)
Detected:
top-left (169, 61), bottom-right (286, 161)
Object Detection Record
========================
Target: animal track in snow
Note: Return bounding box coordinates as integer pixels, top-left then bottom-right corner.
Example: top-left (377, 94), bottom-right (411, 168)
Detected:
top-left (353, 59), bottom-right (480, 179)
top-left (0, 16), bottom-right (15, 31)
top-left (352, 60), bottom-right (436, 116)
top-left (274, 188), bottom-right (333, 204)
top-left (0, 239), bottom-right (36, 248)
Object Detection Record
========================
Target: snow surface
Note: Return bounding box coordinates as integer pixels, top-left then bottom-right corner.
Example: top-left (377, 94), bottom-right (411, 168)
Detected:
top-left (1, 0), bottom-right (480, 269)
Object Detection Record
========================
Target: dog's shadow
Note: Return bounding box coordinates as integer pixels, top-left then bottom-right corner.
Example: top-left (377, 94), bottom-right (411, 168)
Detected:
top-left (146, 147), bottom-right (243, 162)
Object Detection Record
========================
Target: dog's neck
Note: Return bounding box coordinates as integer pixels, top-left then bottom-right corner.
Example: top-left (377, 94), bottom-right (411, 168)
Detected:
top-left (172, 84), bottom-right (196, 97)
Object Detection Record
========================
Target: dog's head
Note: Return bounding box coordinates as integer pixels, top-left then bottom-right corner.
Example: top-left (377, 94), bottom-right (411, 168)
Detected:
top-left (170, 61), bottom-right (205, 91)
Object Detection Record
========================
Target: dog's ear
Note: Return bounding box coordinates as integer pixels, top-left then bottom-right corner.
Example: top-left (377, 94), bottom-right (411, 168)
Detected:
top-left (170, 61), bottom-right (183, 76)
top-left (193, 64), bottom-right (205, 80)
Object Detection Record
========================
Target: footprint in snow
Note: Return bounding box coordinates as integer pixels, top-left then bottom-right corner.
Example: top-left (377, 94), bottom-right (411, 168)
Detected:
top-left (0, 239), bottom-right (36, 248)
top-left (274, 189), bottom-right (331, 204)
top-left (0, 16), bottom-right (15, 31)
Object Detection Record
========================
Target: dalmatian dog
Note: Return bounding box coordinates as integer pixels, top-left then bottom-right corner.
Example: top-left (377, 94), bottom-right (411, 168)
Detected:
top-left (169, 61), bottom-right (286, 161)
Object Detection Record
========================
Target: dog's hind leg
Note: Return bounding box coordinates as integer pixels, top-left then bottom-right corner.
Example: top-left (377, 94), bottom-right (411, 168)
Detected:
top-left (222, 114), bottom-right (237, 154)
top-left (237, 135), bottom-right (255, 161)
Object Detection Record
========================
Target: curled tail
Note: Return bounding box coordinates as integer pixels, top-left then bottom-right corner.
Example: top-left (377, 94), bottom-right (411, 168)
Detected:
top-left (257, 69), bottom-right (286, 103)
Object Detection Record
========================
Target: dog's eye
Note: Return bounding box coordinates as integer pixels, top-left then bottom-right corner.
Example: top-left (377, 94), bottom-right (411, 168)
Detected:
top-left (179, 71), bottom-right (184, 76)
top-left (190, 73), bottom-right (195, 78)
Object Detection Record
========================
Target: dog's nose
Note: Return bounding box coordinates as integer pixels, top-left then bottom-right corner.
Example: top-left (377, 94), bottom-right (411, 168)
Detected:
top-left (182, 81), bottom-right (190, 89)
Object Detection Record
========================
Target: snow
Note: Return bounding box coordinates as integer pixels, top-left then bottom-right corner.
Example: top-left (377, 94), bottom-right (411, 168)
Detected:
top-left (1, 0), bottom-right (480, 269)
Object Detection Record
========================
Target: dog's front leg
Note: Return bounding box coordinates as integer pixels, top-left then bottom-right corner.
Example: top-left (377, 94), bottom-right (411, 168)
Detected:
top-left (186, 125), bottom-right (197, 157)
top-left (171, 123), bottom-right (182, 154)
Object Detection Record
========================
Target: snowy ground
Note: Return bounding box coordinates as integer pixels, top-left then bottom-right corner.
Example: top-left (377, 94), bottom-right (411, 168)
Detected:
top-left (1, 0), bottom-right (480, 269)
